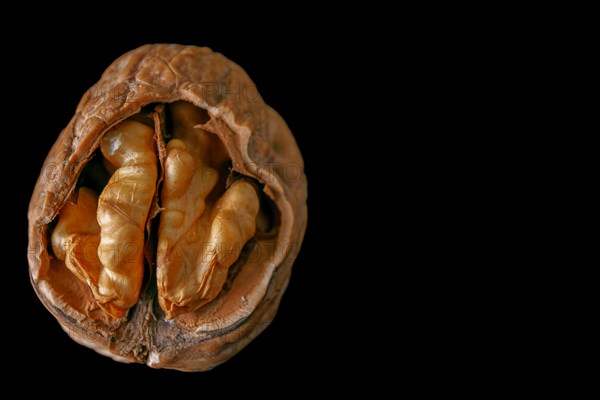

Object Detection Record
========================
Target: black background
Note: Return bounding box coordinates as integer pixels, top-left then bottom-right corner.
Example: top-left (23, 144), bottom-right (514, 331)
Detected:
top-left (0, 9), bottom-right (549, 392)
top-left (4, 18), bottom-right (361, 389)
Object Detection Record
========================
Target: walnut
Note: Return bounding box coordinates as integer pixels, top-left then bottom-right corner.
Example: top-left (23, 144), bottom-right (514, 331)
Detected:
top-left (27, 44), bottom-right (307, 371)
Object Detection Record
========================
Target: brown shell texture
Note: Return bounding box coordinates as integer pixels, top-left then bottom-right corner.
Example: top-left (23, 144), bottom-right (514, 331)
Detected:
top-left (28, 44), bottom-right (307, 371)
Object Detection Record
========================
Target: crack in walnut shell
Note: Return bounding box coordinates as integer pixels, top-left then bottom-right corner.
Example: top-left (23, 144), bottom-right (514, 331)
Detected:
top-left (27, 44), bottom-right (307, 371)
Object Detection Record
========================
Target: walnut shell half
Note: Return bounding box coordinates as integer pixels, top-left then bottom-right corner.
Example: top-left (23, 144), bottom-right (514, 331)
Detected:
top-left (27, 44), bottom-right (307, 371)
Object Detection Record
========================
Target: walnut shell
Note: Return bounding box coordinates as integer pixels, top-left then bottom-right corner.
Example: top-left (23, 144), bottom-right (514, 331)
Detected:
top-left (27, 44), bottom-right (307, 371)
